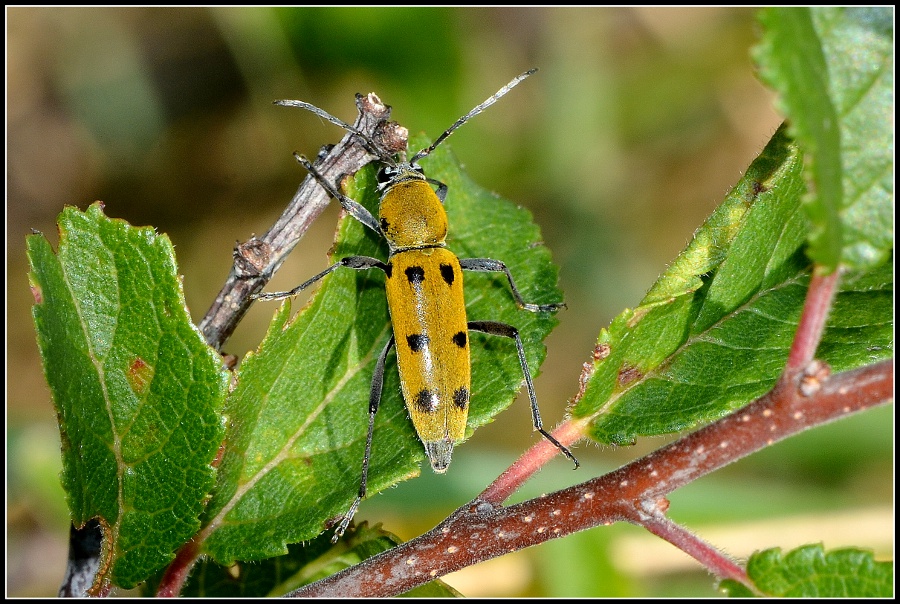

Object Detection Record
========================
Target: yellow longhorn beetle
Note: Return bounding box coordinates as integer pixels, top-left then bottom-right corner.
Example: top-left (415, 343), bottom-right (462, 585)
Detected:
top-left (254, 69), bottom-right (578, 541)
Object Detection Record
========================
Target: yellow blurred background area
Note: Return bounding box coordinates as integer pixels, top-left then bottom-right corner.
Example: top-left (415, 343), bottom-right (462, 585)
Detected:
top-left (6, 7), bottom-right (891, 597)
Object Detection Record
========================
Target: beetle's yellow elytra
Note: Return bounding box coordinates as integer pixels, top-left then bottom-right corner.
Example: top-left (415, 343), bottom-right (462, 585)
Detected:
top-left (385, 247), bottom-right (469, 471)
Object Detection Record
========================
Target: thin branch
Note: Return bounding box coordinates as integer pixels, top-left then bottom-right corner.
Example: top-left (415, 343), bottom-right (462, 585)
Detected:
top-left (480, 417), bottom-right (588, 505)
top-left (155, 539), bottom-right (201, 598)
top-left (288, 359), bottom-right (892, 597)
top-left (197, 93), bottom-right (406, 351)
top-left (784, 268), bottom-right (841, 373)
top-left (638, 510), bottom-right (750, 587)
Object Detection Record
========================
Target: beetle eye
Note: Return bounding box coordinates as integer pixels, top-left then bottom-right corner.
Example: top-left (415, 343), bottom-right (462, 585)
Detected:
top-left (376, 165), bottom-right (396, 185)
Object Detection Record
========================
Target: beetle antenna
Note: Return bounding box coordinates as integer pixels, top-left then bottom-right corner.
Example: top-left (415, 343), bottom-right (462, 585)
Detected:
top-left (274, 99), bottom-right (396, 165)
top-left (409, 68), bottom-right (537, 165)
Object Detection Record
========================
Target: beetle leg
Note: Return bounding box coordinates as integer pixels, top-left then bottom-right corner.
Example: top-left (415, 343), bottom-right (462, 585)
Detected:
top-left (459, 258), bottom-right (566, 312)
top-left (333, 335), bottom-right (395, 542)
top-left (468, 321), bottom-right (579, 469)
top-left (425, 177), bottom-right (448, 203)
top-left (294, 153), bottom-right (383, 236)
top-left (252, 255), bottom-right (388, 301)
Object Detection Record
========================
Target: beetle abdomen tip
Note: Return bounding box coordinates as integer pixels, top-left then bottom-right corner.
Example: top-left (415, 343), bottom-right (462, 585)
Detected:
top-left (424, 439), bottom-right (454, 473)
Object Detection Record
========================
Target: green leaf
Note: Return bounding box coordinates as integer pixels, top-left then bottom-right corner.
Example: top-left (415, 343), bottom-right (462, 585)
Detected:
top-left (198, 136), bottom-right (564, 563)
top-left (27, 203), bottom-right (228, 589)
top-left (574, 8), bottom-right (895, 447)
top-left (754, 7), bottom-right (893, 271)
top-left (152, 523), bottom-right (460, 597)
top-left (573, 126), bottom-right (893, 445)
top-left (744, 544), bottom-right (893, 597)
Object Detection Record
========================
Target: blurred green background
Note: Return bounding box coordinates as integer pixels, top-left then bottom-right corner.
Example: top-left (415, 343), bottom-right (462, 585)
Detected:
top-left (7, 7), bottom-right (892, 597)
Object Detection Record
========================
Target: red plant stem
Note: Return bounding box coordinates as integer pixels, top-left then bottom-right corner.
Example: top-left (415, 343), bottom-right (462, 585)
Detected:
top-left (289, 360), bottom-right (892, 597)
top-left (785, 268), bottom-right (841, 373)
top-left (155, 539), bottom-right (200, 597)
top-left (638, 510), bottom-right (749, 586)
top-left (481, 418), bottom-right (588, 505)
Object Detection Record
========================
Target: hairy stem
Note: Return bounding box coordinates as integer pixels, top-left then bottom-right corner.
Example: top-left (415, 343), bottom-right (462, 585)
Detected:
top-left (480, 418), bottom-right (588, 505)
top-left (155, 539), bottom-right (201, 598)
top-left (785, 268), bottom-right (841, 373)
top-left (288, 360), bottom-right (892, 597)
top-left (637, 511), bottom-right (750, 587)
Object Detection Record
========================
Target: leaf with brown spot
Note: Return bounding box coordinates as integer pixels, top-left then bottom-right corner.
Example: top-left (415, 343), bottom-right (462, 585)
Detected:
top-left (573, 127), bottom-right (892, 445)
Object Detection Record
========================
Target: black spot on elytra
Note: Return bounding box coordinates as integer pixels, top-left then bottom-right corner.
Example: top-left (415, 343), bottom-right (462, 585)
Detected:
top-left (440, 263), bottom-right (455, 286)
top-left (380, 217), bottom-right (390, 233)
top-left (452, 331), bottom-right (467, 348)
top-left (384, 261), bottom-right (393, 278)
top-left (406, 266), bottom-right (425, 284)
top-left (407, 334), bottom-right (429, 352)
top-left (453, 387), bottom-right (469, 409)
top-left (415, 389), bottom-right (437, 413)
